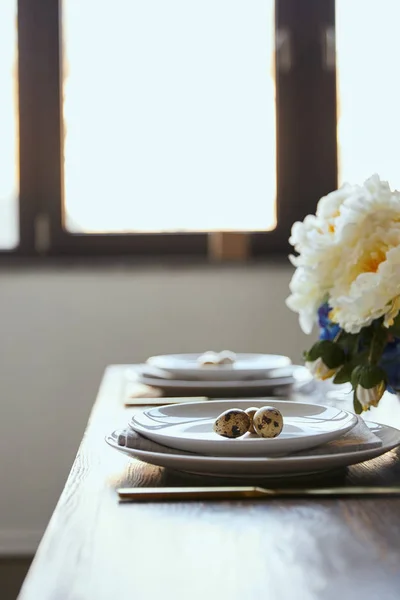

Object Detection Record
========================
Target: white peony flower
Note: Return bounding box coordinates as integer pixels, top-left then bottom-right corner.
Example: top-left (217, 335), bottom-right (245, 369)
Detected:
top-left (316, 182), bottom-right (358, 220)
top-left (286, 183), bottom-right (358, 333)
top-left (286, 267), bottom-right (325, 334)
top-left (384, 296), bottom-right (400, 328)
top-left (329, 220), bottom-right (400, 333)
top-left (335, 175), bottom-right (396, 232)
top-left (287, 174), bottom-right (400, 334)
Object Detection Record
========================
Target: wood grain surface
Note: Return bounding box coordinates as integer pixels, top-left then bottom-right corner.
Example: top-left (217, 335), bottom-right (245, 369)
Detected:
top-left (19, 367), bottom-right (400, 600)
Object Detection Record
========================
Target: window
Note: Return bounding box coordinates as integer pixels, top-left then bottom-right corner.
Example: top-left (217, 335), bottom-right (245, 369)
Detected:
top-left (9, 0), bottom-right (387, 258)
top-left (63, 0), bottom-right (277, 235)
top-left (336, 0), bottom-right (400, 188)
top-left (0, 1), bottom-right (18, 249)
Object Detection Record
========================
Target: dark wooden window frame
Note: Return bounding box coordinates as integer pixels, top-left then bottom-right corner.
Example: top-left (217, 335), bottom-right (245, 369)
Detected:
top-left (14, 0), bottom-right (337, 258)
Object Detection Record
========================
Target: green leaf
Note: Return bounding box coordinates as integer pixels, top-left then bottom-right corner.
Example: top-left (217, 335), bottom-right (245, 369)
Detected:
top-left (322, 344), bottom-right (345, 369)
top-left (351, 350), bottom-right (369, 366)
top-left (306, 340), bottom-right (345, 369)
top-left (351, 365), bottom-right (363, 389)
top-left (357, 365), bottom-right (387, 389)
top-left (353, 392), bottom-right (363, 415)
top-left (336, 332), bottom-right (359, 356)
top-left (369, 325), bottom-right (389, 366)
top-left (333, 362), bottom-right (353, 384)
top-left (305, 340), bottom-right (328, 362)
top-left (359, 325), bottom-right (375, 346)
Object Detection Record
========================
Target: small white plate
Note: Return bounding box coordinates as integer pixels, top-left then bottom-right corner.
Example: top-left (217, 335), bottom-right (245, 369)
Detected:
top-left (147, 353), bottom-right (292, 381)
top-left (130, 400), bottom-right (357, 457)
top-left (137, 365), bottom-right (312, 397)
top-left (105, 421), bottom-right (400, 478)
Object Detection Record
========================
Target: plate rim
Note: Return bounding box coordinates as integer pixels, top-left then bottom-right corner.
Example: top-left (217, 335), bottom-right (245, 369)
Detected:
top-left (147, 352), bottom-right (292, 373)
top-left (137, 365), bottom-right (311, 389)
top-left (138, 375), bottom-right (295, 389)
top-left (105, 420), bottom-right (400, 467)
top-left (129, 399), bottom-right (358, 456)
top-left (132, 397), bottom-right (353, 423)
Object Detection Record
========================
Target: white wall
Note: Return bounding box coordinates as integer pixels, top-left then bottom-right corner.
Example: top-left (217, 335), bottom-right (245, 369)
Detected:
top-left (0, 264), bottom-right (311, 554)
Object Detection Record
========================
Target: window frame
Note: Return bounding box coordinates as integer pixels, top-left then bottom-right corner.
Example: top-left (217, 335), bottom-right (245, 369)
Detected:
top-left (13, 0), bottom-right (337, 258)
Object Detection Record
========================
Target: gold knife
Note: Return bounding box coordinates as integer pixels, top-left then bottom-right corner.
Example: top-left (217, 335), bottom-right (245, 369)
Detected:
top-left (118, 486), bottom-right (400, 502)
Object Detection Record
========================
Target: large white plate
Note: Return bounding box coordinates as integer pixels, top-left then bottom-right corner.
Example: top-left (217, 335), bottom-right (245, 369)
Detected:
top-left (147, 353), bottom-right (292, 381)
top-left (137, 365), bottom-right (312, 397)
top-left (106, 421), bottom-right (400, 478)
top-left (130, 400), bottom-right (357, 457)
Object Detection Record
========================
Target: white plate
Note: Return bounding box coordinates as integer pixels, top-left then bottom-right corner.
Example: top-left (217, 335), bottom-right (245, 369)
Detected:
top-left (147, 353), bottom-right (292, 381)
top-left (106, 421), bottom-right (400, 477)
top-left (137, 365), bottom-right (312, 397)
top-left (130, 400), bottom-right (357, 457)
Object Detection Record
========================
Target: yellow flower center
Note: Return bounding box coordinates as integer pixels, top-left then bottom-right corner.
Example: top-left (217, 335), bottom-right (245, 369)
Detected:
top-left (360, 247), bottom-right (387, 273)
top-left (328, 308), bottom-right (339, 322)
top-left (344, 241), bottom-right (389, 289)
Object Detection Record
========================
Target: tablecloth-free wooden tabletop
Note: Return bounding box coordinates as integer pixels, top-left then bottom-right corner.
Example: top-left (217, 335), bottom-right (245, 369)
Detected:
top-left (19, 366), bottom-right (400, 600)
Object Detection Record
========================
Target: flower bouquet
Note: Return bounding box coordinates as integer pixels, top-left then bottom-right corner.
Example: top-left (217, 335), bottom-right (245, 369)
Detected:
top-left (286, 174), bottom-right (400, 413)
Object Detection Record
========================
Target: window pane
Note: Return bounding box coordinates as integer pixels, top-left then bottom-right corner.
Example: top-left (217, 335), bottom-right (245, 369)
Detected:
top-left (336, 1), bottom-right (400, 187)
top-left (0, 2), bottom-right (19, 249)
top-left (63, 0), bottom-right (276, 233)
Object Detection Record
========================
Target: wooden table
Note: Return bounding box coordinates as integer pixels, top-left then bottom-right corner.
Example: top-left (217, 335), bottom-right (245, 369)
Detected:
top-left (19, 366), bottom-right (400, 600)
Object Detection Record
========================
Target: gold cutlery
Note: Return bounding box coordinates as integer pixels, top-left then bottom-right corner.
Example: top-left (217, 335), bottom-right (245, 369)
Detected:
top-left (118, 486), bottom-right (400, 502)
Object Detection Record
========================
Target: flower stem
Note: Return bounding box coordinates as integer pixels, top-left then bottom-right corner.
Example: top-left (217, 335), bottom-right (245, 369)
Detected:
top-left (333, 329), bottom-right (342, 343)
top-left (369, 326), bottom-right (389, 366)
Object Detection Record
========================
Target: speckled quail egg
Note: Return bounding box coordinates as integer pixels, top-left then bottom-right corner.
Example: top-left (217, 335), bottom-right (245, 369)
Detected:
top-left (213, 409), bottom-right (250, 438)
top-left (244, 407), bottom-right (259, 434)
top-left (253, 406), bottom-right (283, 438)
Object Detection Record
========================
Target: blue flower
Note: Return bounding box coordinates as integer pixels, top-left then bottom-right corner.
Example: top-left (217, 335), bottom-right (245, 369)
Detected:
top-left (318, 303), bottom-right (340, 341)
top-left (380, 337), bottom-right (400, 392)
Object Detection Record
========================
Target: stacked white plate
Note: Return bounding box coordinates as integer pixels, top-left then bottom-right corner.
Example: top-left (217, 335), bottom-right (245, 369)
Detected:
top-left (136, 353), bottom-right (313, 397)
top-left (106, 399), bottom-right (400, 477)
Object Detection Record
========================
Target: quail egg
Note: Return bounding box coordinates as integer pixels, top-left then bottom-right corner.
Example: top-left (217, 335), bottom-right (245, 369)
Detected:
top-left (253, 406), bottom-right (283, 438)
top-left (218, 350), bottom-right (237, 365)
top-left (244, 407), bottom-right (259, 434)
top-left (213, 409), bottom-right (250, 438)
top-left (198, 351), bottom-right (219, 366)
